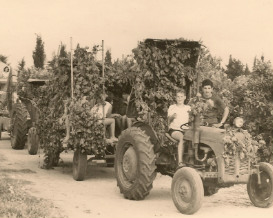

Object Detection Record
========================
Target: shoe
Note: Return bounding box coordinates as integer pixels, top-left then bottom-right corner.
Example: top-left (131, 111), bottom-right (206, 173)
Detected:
top-left (110, 137), bottom-right (118, 142)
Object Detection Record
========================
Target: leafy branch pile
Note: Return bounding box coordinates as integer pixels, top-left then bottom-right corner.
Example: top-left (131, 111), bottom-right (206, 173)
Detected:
top-left (188, 94), bottom-right (210, 123)
top-left (67, 98), bottom-right (104, 156)
top-left (131, 39), bottom-right (200, 138)
top-left (36, 57), bottom-right (71, 168)
top-left (36, 45), bottom-right (134, 168)
top-left (66, 47), bottom-right (105, 155)
top-left (222, 127), bottom-right (261, 166)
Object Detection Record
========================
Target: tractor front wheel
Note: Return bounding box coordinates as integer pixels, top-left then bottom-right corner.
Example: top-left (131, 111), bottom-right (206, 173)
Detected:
top-left (171, 167), bottom-right (204, 214)
top-left (115, 127), bottom-right (157, 200)
top-left (73, 149), bottom-right (87, 181)
top-left (27, 127), bottom-right (39, 155)
top-left (247, 162), bottom-right (273, 208)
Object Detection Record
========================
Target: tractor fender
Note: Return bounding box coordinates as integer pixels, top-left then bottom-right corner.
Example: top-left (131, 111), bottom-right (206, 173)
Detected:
top-left (132, 121), bottom-right (160, 153)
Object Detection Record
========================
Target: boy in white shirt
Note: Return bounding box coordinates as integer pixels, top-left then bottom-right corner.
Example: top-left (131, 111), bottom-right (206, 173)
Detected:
top-left (168, 89), bottom-right (191, 168)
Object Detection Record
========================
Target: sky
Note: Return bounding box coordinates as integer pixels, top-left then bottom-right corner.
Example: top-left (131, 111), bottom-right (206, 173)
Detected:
top-left (0, 0), bottom-right (272, 70)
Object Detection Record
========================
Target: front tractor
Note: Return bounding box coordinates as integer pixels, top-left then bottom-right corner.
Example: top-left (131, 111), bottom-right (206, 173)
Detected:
top-left (114, 39), bottom-right (273, 214)
top-left (115, 115), bottom-right (273, 214)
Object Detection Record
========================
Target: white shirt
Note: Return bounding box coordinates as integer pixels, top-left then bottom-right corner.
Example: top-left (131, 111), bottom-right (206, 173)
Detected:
top-left (90, 101), bottom-right (111, 119)
top-left (168, 104), bottom-right (191, 130)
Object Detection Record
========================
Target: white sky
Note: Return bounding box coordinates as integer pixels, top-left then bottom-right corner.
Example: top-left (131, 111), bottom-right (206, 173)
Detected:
top-left (0, 0), bottom-right (272, 69)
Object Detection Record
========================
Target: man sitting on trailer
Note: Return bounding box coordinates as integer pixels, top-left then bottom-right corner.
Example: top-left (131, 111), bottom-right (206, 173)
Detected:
top-left (91, 93), bottom-right (120, 142)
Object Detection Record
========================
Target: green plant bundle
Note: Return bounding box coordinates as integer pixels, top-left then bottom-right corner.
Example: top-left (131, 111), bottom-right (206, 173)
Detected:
top-left (67, 97), bottom-right (104, 155)
top-left (222, 127), bottom-right (263, 166)
top-left (130, 39), bottom-right (200, 136)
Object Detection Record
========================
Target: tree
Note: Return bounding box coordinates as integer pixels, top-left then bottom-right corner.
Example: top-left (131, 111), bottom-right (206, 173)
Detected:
top-left (32, 35), bottom-right (46, 69)
top-left (59, 44), bottom-right (68, 58)
top-left (17, 58), bottom-right (26, 72)
top-left (225, 55), bottom-right (245, 81)
top-left (105, 49), bottom-right (112, 66)
top-left (0, 55), bottom-right (8, 64)
top-left (244, 64), bottom-right (250, 76)
top-left (253, 56), bottom-right (257, 68)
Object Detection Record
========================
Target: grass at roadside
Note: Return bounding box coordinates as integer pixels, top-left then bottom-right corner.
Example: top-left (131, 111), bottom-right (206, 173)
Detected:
top-left (0, 174), bottom-right (66, 218)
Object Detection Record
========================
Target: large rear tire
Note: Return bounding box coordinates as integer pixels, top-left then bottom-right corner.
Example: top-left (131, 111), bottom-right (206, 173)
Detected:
top-left (73, 149), bottom-right (87, 181)
top-left (27, 127), bottom-right (39, 155)
top-left (10, 103), bottom-right (28, 149)
top-left (247, 162), bottom-right (273, 208)
top-left (115, 127), bottom-right (157, 200)
top-left (171, 167), bottom-right (204, 214)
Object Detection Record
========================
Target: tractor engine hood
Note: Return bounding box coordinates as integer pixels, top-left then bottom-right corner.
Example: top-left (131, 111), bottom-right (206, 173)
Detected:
top-left (184, 126), bottom-right (227, 156)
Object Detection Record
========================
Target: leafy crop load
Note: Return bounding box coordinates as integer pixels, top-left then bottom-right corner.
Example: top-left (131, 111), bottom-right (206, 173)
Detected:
top-left (129, 39), bottom-right (201, 141)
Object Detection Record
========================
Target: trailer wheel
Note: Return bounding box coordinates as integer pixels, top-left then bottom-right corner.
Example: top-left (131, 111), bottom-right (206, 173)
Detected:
top-left (247, 162), bottom-right (273, 208)
top-left (172, 167), bottom-right (204, 214)
top-left (73, 149), bottom-right (87, 181)
top-left (27, 127), bottom-right (39, 155)
top-left (11, 103), bottom-right (28, 149)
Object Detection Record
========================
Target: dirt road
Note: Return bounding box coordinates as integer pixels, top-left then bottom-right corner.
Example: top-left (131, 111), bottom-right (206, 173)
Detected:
top-left (0, 132), bottom-right (272, 218)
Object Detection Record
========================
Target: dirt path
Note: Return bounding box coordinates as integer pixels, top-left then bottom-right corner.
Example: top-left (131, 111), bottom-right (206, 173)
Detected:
top-left (0, 132), bottom-right (272, 218)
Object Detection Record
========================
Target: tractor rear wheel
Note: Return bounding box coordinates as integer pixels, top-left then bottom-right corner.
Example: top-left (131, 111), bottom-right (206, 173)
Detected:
top-left (115, 127), bottom-right (157, 200)
top-left (247, 162), bottom-right (273, 208)
top-left (73, 149), bottom-right (87, 181)
top-left (27, 127), bottom-right (39, 155)
top-left (171, 167), bottom-right (204, 214)
top-left (10, 103), bottom-right (28, 150)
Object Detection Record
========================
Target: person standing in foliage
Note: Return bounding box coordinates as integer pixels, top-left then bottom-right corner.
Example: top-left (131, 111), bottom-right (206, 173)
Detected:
top-left (168, 89), bottom-right (191, 168)
top-left (201, 79), bottom-right (229, 128)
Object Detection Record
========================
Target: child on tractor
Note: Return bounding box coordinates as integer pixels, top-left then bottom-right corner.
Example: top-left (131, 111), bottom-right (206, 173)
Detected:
top-left (167, 89), bottom-right (191, 168)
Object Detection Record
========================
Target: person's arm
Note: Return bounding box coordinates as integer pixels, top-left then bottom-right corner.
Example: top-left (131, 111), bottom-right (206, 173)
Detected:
top-left (220, 106), bottom-right (229, 124)
top-left (167, 105), bottom-right (176, 125)
top-left (105, 102), bottom-right (112, 118)
top-left (107, 103), bottom-right (121, 118)
top-left (213, 106), bottom-right (229, 128)
top-left (212, 95), bottom-right (229, 128)
top-left (168, 113), bottom-right (176, 124)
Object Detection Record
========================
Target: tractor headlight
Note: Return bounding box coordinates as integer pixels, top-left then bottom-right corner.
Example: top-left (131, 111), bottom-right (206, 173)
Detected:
top-left (233, 117), bottom-right (244, 128)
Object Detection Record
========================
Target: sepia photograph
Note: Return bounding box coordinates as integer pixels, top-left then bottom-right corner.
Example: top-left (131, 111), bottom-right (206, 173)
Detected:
top-left (0, 0), bottom-right (272, 217)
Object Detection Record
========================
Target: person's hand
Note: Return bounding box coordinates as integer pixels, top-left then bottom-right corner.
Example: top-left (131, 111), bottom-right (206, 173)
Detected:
top-left (212, 123), bottom-right (223, 128)
top-left (111, 114), bottom-right (121, 118)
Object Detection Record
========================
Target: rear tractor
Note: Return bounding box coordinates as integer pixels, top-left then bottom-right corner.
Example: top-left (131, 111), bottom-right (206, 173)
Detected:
top-left (0, 69), bottom-right (46, 155)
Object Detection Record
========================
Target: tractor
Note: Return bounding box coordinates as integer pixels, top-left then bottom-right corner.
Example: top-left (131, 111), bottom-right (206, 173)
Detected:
top-left (0, 63), bottom-right (12, 139)
top-left (0, 66), bottom-right (47, 155)
top-left (114, 39), bottom-right (273, 214)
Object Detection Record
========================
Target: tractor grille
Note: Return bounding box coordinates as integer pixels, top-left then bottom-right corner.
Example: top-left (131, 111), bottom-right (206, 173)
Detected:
top-left (225, 155), bottom-right (250, 176)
